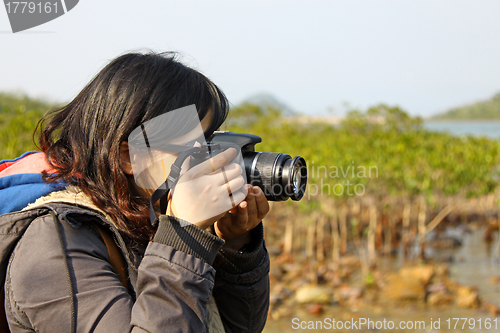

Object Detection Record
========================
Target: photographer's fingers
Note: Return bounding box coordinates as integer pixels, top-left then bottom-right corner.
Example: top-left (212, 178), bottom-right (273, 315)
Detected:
top-left (214, 163), bottom-right (243, 185)
top-left (235, 199), bottom-right (249, 224)
top-left (234, 186), bottom-right (263, 226)
top-left (253, 186), bottom-right (270, 220)
top-left (226, 190), bottom-right (247, 213)
top-left (239, 191), bottom-right (257, 225)
top-left (190, 148), bottom-right (237, 176)
top-left (224, 175), bottom-right (246, 195)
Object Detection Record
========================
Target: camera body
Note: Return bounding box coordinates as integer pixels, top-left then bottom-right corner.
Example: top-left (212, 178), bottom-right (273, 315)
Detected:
top-left (191, 131), bottom-right (307, 201)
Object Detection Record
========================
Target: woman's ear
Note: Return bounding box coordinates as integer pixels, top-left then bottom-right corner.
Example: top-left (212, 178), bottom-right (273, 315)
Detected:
top-left (120, 141), bottom-right (134, 175)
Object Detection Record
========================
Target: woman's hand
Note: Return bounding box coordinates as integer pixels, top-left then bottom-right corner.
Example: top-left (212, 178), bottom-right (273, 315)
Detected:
top-left (214, 185), bottom-right (270, 252)
top-left (168, 148), bottom-right (248, 229)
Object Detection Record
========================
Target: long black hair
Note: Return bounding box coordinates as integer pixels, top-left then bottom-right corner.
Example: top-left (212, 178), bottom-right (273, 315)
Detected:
top-left (37, 51), bottom-right (229, 244)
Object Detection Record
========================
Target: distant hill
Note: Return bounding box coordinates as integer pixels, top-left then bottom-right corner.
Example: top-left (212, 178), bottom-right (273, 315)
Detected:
top-left (239, 92), bottom-right (298, 117)
top-left (0, 92), bottom-right (55, 114)
top-left (432, 92), bottom-right (500, 120)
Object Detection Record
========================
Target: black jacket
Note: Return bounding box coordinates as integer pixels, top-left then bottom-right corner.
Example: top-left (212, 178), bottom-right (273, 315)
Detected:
top-left (2, 202), bottom-right (269, 332)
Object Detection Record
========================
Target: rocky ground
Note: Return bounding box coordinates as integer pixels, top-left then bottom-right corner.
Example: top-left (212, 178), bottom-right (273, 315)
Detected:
top-left (267, 255), bottom-right (500, 321)
top-left (263, 195), bottom-right (500, 325)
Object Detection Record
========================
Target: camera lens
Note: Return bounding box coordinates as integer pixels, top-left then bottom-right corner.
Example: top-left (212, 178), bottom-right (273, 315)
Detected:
top-left (243, 152), bottom-right (307, 201)
top-left (282, 156), bottom-right (307, 200)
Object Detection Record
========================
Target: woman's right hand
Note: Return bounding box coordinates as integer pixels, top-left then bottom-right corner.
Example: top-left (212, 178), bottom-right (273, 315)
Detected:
top-left (167, 147), bottom-right (248, 229)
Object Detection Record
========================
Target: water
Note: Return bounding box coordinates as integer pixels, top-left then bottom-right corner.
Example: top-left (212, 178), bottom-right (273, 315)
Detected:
top-left (448, 228), bottom-right (500, 306)
top-left (424, 120), bottom-right (500, 139)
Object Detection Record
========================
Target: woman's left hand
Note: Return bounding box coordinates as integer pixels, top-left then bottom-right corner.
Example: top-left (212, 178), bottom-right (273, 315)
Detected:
top-left (214, 185), bottom-right (270, 251)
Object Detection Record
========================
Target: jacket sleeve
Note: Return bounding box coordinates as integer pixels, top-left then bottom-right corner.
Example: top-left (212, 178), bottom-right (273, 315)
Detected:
top-left (5, 211), bottom-right (269, 333)
top-left (212, 222), bottom-right (270, 333)
top-left (131, 214), bottom-right (225, 332)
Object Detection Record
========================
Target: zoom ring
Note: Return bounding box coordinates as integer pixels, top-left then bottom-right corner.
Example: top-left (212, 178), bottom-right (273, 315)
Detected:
top-left (254, 153), bottom-right (280, 199)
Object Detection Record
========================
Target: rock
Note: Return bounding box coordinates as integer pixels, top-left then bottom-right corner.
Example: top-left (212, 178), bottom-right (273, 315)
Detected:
top-left (306, 303), bottom-right (323, 315)
top-left (295, 284), bottom-right (332, 304)
top-left (338, 285), bottom-right (363, 300)
top-left (434, 264), bottom-right (450, 280)
top-left (483, 301), bottom-right (500, 315)
top-left (427, 292), bottom-right (453, 306)
top-left (455, 286), bottom-right (480, 308)
top-left (269, 305), bottom-right (294, 320)
top-left (380, 272), bottom-right (426, 301)
top-left (426, 283), bottom-right (453, 306)
top-left (399, 265), bottom-right (434, 285)
top-left (427, 283), bottom-right (447, 294)
top-left (379, 265), bottom-right (434, 302)
top-left (322, 270), bottom-right (343, 287)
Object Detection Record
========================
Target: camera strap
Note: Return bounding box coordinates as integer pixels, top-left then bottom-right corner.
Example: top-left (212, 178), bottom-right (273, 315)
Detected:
top-left (148, 147), bottom-right (202, 226)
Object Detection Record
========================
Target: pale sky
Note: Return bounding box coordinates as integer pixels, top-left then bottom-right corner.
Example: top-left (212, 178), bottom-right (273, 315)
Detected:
top-left (1, 0), bottom-right (499, 117)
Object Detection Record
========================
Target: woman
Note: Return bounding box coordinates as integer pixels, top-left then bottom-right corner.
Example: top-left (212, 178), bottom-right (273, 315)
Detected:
top-left (0, 52), bottom-right (270, 332)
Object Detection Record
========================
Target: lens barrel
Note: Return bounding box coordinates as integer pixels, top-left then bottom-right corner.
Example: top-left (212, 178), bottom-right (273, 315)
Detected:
top-left (189, 134), bottom-right (308, 201)
top-left (243, 152), bottom-right (307, 201)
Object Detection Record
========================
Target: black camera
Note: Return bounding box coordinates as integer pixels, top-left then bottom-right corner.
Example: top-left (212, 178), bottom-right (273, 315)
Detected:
top-left (191, 131), bottom-right (307, 201)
